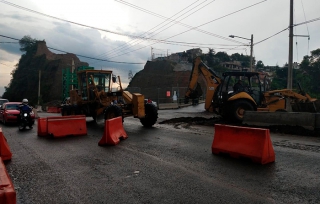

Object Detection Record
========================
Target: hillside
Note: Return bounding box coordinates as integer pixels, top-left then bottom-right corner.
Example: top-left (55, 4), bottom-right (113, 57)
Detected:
top-left (127, 60), bottom-right (204, 103)
top-left (2, 41), bottom-right (88, 105)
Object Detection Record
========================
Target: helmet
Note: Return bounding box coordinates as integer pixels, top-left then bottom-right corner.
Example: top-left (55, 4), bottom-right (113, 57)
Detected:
top-left (22, 99), bottom-right (28, 104)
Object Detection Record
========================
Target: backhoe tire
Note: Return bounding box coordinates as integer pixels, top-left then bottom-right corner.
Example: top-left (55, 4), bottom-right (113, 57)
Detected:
top-left (140, 103), bottom-right (158, 127)
top-left (230, 100), bottom-right (254, 123)
top-left (104, 105), bottom-right (123, 121)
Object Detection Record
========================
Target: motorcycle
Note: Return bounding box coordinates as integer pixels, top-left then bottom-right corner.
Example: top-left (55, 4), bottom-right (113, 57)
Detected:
top-left (19, 110), bottom-right (33, 130)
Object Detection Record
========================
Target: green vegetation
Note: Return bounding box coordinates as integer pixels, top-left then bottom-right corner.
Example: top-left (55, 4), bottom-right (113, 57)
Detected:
top-left (271, 48), bottom-right (320, 98)
top-left (3, 36), bottom-right (39, 105)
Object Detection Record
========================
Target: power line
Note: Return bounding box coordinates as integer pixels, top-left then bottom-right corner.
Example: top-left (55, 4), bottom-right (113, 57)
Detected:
top-left (300, 0), bottom-right (310, 55)
top-left (0, 0), bottom-right (266, 61)
top-left (102, 0), bottom-right (217, 59)
top-left (254, 28), bottom-right (289, 46)
top-left (253, 16), bottom-right (320, 47)
top-left (88, 0), bottom-right (214, 65)
top-left (0, 0), bottom-right (235, 47)
top-left (104, 1), bottom-right (267, 60)
top-left (293, 6), bottom-right (299, 62)
top-left (0, 0), bottom-right (244, 64)
top-left (107, 0), bottom-right (263, 59)
top-left (0, 42), bottom-right (19, 44)
top-left (106, 0), bottom-right (219, 59)
top-left (47, 47), bottom-right (144, 64)
top-left (115, 0), bottom-right (246, 44)
top-left (293, 16), bottom-right (320, 27)
top-left (0, 34), bottom-right (144, 64)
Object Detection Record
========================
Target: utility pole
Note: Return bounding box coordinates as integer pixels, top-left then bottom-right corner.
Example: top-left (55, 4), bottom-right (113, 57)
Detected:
top-left (287, 0), bottom-right (294, 89)
top-left (229, 34), bottom-right (254, 72)
top-left (151, 47), bottom-right (153, 61)
top-left (37, 70), bottom-right (41, 111)
top-left (250, 34), bottom-right (253, 72)
top-left (71, 58), bottom-right (75, 89)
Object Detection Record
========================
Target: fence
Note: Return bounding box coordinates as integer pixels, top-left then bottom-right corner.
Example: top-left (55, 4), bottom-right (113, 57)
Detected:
top-left (126, 87), bottom-right (205, 105)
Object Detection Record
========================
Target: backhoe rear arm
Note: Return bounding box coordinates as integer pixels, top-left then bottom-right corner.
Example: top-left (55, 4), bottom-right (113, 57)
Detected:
top-left (185, 57), bottom-right (222, 112)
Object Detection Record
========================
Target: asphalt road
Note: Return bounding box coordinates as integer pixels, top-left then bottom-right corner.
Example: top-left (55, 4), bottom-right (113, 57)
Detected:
top-left (1, 104), bottom-right (320, 204)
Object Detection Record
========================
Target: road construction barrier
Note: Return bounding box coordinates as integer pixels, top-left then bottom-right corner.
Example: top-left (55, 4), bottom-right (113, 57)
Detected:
top-left (211, 124), bottom-right (275, 164)
top-left (47, 107), bottom-right (61, 113)
top-left (99, 116), bottom-right (128, 146)
top-left (37, 115), bottom-right (87, 138)
top-left (0, 158), bottom-right (16, 204)
top-left (0, 128), bottom-right (12, 161)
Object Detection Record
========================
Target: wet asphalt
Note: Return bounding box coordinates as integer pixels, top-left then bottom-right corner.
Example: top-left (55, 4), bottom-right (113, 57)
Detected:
top-left (1, 104), bottom-right (320, 203)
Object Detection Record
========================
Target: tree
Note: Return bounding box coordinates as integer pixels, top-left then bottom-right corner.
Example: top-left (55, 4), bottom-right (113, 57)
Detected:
top-left (214, 52), bottom-right (230, 62)
top-left (310, 48), bottom-right (320, 63)
top-left (206, 48), bottom-right (215, 67)
top-left (128, 70), bottom-right (134, 82)
top-left (300, 55), bottom-right (310, 70)
top-left (19, 35), bottom-right (37, 54)
top-left (256, 60), bottom-right (264, 69)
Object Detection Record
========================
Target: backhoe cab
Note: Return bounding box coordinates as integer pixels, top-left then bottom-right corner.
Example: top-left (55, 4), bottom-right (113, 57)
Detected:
top-left (216, 71), bottom-right (264, 121)
top-left (61, 70), bottom-right (158, 127)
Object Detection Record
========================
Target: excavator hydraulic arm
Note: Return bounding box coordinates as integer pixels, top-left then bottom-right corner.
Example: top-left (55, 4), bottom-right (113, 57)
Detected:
top-left (185, 57), bottom-right (222, 112)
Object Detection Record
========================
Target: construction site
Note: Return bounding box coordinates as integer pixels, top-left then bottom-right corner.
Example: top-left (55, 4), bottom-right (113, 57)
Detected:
top-left (0, 0), bottom-right (320, 202)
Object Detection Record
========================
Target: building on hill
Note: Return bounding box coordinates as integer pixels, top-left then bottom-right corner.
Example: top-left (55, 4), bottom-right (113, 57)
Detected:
top-left (186, 48), bottom-right (202, 58)
top-left (258, 65), bottom-right (279, 72)
top-left (220, 61), bottom-right (247, 71)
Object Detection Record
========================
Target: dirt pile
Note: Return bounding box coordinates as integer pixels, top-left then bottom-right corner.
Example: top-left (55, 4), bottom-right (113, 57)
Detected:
top-left (128, 60), bottom-right (205, 102)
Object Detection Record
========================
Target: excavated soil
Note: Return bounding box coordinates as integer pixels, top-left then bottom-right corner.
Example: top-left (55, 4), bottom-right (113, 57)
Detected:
top-left (159, 116), bottom-right (319, 136)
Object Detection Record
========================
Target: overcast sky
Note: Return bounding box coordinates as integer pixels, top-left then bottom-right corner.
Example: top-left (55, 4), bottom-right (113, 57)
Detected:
top-left (1, 0), bottom-right (320, 96)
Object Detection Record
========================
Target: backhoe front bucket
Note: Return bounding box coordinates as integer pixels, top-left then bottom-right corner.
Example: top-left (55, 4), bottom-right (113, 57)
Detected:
top-left (291, 100), bottom-right (320, 113)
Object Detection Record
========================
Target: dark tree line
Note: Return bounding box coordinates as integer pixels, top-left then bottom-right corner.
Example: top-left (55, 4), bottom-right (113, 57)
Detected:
top-left (271, 49), bottom-right (320, 98)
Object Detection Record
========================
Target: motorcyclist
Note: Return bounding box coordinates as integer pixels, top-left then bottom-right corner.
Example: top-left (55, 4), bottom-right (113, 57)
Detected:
top-left (18, 99), bottom-right (33, 128)
top-left (19, 98), bottom-right (32, 113)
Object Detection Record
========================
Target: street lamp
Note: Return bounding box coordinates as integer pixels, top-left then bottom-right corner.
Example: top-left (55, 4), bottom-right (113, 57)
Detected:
top-left (229, 34), bottom-right (253, 72)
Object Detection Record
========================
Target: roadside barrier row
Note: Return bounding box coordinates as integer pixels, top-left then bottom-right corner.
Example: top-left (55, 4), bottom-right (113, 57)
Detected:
top-left (0, 128), bottom-right (16, 204)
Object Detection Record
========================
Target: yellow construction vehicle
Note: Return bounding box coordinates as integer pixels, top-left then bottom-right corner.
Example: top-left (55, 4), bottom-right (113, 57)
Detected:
top-left (61, 69), bottom-right (158, 127)
top-left (185, 57), bottom-right (319, 122)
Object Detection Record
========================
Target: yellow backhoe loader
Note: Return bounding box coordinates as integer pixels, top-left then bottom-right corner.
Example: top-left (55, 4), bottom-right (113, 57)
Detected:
top-left (185, 57), bottom-right (319, 122)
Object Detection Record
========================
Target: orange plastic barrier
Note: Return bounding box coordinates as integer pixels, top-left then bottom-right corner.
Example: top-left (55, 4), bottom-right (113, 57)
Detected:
top-left (0, 158), bottom-right (16, 204)
top-left (37, 118), bottom-right (48, 137)
top-left (37, 115), bottom-right (87, 137)
top-left (211, 124), bottom-right (275, 164)
top-left (98, 116), bottom-right (128, 146)
top-left (0, 128), bottom-right (12, 161)
top-left (47, 107), bottom-right (61, 113)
